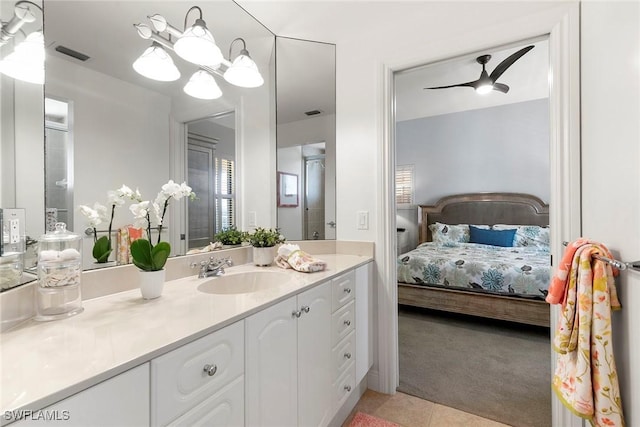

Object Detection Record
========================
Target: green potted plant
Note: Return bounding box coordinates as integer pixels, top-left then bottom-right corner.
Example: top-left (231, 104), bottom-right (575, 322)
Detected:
top-left (245, 227), bottom-right (285, 266)
top-left (129, 180), bottom-right (195, 299)
top-left (214, 226), bottom-right (246, 246)
top-left (78, 185), bottom-right (140, 266)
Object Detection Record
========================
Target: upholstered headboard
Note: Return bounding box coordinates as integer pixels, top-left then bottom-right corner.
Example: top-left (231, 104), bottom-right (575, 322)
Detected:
top-left (419, 192), bottom-right (549, 243)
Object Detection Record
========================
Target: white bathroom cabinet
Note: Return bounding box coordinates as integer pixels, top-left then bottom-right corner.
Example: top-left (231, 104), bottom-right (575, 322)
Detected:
top-left (245, 280), bottom-right (333, 427)
top-left (7, 261), bottom-right (373, 427)
top-left (10, 363), bottom-right (150, 426)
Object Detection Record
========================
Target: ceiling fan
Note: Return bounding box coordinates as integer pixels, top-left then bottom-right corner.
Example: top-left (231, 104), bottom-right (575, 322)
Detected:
top-left (424, 45), bottom-right (534, 95)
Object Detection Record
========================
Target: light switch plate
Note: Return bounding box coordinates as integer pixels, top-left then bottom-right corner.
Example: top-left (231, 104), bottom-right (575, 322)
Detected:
top-left (248, 211), bottom-right (257, 227)
top-left (357, 211), bottom-right (369, 230)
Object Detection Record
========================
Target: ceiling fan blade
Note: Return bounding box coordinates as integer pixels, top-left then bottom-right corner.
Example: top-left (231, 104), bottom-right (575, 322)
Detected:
top-left (489, 45), bottom-right (534, 83)
top-left (492, 83), bottom-right (509, 93)
top-left (424, 81), bottom-right (477, 90)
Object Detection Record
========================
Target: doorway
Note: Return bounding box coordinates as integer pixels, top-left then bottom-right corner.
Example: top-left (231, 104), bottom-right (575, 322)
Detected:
top-left (185, 112), bottom-right (236, 251)
top-left (393, 38), bottom-right (552, 427)
top-left (304, 155), bottom-right (325, 240)
top-left (44, 97), bottom-right (73, 231)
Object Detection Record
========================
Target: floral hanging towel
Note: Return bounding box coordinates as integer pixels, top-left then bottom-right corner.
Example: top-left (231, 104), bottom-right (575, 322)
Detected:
top-left (547, 240), bottom-right (625, 426)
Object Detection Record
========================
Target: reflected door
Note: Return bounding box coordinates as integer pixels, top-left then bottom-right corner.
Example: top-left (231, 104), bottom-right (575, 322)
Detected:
top-left (304, 156), bottom-right (325, 240)
top-left (187, 140), bottom-right (215, 249)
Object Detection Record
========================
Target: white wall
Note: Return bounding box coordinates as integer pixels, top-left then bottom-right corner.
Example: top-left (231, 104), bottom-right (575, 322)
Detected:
top-left (397, 99), bottom-right (550, 204)
top-left (45, 55), bottom-right (171, 267)
top-left (581, 2), bottom-right (640, 425)
top-left (333, 0), bottom-right (578, 395)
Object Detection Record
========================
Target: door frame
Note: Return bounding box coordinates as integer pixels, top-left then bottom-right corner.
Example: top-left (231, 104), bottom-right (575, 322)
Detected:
top-left (378, 3), bottom-right (581, 427)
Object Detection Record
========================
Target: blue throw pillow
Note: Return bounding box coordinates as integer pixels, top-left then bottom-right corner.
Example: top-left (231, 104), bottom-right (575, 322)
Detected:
top-left (469, 226), bottom-right (516, 247)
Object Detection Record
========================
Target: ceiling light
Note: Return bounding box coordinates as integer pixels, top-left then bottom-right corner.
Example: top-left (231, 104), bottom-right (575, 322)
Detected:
top-left (133, 7), bottom-right (264, 99)
top-left (173, 7), bottom-right (223, 66)
top-left (132, 42), bottom-right (180, 82)
top-left (224, 38), bottom-right (264, 88)
top-left (183, 70), bottom-right (222, 100)
top-left (475, 84), bottom-right (493, 95)
top-left (0, 30), bottom-right (44, 84)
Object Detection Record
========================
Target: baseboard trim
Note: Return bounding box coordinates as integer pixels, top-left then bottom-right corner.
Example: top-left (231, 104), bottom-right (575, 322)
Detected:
top-left (366, 369), bottom-right (381, 393)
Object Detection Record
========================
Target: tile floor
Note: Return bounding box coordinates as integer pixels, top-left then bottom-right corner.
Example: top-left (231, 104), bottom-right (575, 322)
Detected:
top-left (342, 390), bottom-right (511, 427)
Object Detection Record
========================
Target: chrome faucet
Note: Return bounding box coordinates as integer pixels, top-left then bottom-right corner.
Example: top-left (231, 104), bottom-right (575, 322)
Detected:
top-left (193, 257), bottom-right (233, 278)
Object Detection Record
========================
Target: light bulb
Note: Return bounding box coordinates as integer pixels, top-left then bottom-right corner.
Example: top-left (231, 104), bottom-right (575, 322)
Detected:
top-left (223, 52), bottom-right (263, 88)
top-left (173, 19), bottom-right (223, 66)
top-left (133, 43), bottom-right (180, 82)
top-left (183, 70), bottom-right (222, 99)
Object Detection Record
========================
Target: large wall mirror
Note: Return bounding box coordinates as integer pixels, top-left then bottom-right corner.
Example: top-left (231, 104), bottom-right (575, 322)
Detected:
top-left (275, 37), bottom-right (336, 240)
top-left (1, 0), bottom-right (275, 283)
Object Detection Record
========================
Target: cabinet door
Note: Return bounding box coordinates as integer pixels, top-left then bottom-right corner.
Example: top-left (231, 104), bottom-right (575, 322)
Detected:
top-left (245, 296), bottom-right (298, 427)
top-left (298, 282), bottom-right (332, 427)
top-left (10, 364), bottom-right (149, 427)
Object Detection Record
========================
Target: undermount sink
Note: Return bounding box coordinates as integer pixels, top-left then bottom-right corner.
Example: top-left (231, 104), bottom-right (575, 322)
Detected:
top-left (197, 270), bottom-right (293, 295)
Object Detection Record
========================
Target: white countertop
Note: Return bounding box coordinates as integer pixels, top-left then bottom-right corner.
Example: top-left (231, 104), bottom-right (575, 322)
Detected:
top-left (0, 254), bottom-right (372, 416)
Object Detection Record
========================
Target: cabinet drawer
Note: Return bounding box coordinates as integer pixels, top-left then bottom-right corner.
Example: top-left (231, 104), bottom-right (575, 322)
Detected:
top-left (152, 321), bottom-right (244, 426)
top-left (333, 364), bottom-right (356, 413)
top-left (332, 300), bottom-right (355, 346)
top-left (167, 376), bottom-right (244, 427)
top-left (332, 331), bottom-right (355, 381)
top-left (331, 270), bottom-right (355, 311)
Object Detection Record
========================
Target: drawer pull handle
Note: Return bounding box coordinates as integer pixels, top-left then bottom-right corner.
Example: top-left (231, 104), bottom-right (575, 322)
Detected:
top-left (203, 364), bottom-right (218, 377)
top-left (344, 385), bottom-right (352, 392)
top-left (292, 310), bottom-right (302, 318)
top-left (344, 288), bottom-right (352, 294)
top-left (301, 305), bottom-right (310, 313)
top-left (344, 352), bottom-right (352, 359)
top-left (344, 320), bottom-right (351, 326)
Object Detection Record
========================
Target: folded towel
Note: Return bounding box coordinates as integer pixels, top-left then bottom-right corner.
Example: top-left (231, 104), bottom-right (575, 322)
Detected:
top-left (116, 226), bottom-right (144, 265)
top-left (547, 239), bottom-right (624, 426)
top-left (275, 244), bottom-right (327, 273)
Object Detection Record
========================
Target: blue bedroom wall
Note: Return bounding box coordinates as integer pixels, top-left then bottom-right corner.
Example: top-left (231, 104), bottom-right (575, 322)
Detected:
top-left (396, 98), bottom-right (550, 205)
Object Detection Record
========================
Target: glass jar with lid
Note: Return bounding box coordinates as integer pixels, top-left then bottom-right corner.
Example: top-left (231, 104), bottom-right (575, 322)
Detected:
top-left (36, 222), bottom-right (83, 321)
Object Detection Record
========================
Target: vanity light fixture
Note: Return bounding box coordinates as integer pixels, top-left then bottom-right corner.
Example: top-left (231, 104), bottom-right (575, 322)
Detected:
top-left (223, 38), bottom-right (264, 88)
top-left (133, 6), bottom-right (264, 99)
top-left (0, 0), bottom-right (44, 84)
top-left (132, 41), bottom-right (181, 82)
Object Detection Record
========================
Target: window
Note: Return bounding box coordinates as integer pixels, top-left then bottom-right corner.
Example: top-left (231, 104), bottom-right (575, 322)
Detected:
top-left (215, 157), bottom-right (235, 233)
top-left (396, 164), bottom-right (414, 205)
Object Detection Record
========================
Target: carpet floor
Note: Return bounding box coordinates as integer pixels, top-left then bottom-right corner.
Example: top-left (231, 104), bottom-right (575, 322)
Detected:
top-left (398, 306), bottom-right (551, 427)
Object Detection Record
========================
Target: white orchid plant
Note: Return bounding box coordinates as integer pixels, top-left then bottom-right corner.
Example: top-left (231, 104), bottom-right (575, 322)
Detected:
top-left (78, 185), bottom-right (141, 263)
top-left (128, 180), bottom-right (195, 272)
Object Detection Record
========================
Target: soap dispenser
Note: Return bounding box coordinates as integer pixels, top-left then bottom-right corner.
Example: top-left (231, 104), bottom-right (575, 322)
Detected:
top-left (35, 222), bottom-right (84, 321)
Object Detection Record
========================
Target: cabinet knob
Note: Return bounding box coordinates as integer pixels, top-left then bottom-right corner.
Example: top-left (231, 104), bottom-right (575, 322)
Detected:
top-left (344, 288), bottom-right (351, 294)
top-left (301, 305), bottom-right (310, 313)
top-left (292, 310), bottom-right (302, 318)
top-left (344, 385), bottom-right (352, 392)
top-left (344, 320), bottom-right (351, 326)
top-left (344, 352), bottom-right (352, 359)
top-left (203, 364), bottom-right (217, 377)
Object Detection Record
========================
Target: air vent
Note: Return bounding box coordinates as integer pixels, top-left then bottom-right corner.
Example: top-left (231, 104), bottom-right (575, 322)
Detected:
top-left (304, 110), bottom-right (322, 116)
top-left (54, 45), bottom-right (90, 62)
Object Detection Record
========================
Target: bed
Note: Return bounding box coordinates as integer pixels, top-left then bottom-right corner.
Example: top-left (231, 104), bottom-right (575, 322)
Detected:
top-left (397, 192), bottom-right (551, 327)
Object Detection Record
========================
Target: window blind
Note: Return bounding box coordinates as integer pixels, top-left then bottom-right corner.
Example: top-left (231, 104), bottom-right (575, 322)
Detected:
top-left (396, 164), bottom-right (414, 205)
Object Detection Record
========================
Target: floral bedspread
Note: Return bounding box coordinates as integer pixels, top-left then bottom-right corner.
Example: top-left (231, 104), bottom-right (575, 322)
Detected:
top-left (397, 242), bottom-right (551, 299)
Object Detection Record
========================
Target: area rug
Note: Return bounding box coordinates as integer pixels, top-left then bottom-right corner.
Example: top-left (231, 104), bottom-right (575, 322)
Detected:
top-left (398, 306), bottom-right (551, 427)
top-left (348, 412), bottom-right (400, 427)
